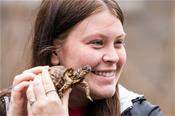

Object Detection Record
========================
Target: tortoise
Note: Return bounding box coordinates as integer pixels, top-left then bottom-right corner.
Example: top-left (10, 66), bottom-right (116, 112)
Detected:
top-left (49, 65), bottom-right (92, 101)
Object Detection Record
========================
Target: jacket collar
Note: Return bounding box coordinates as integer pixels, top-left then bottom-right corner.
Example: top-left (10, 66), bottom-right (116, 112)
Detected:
top-left (119, 84), bottom-right (143, 113)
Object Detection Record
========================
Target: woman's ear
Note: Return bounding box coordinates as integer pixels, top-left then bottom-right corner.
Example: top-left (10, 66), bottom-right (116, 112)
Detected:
top-left (51, 50), bottom-right (60, 65)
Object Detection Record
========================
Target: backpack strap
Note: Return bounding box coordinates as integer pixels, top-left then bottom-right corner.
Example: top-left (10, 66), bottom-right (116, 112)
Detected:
top-left (121, 96), bottom-right (164, 116)
top-left (0, 90), bottom-right (11, 116)
top-left (0, 95), bottom-right (9, 116)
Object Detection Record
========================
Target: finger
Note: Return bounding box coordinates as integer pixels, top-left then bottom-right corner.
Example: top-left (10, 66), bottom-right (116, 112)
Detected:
top-left (11, 81), bottom-right (30, 105)
top-left (41, 69), bottom-right (58, 99)
top-left (33, 74), bottom-right (46, 100)
top-left (13, 81), bottom-right (31, 92)
top-left (62, 88), bottom-right (72, 105)
top-left (23, 66), bottom-right (49, 75)
top-left (13, 73), bottom-right (36, 85)
top-left (26, 82), bottom-right (36, 104)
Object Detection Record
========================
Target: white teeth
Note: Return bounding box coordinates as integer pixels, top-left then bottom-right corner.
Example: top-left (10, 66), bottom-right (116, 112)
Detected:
top-left (94, 71), bottom-right (115, 77)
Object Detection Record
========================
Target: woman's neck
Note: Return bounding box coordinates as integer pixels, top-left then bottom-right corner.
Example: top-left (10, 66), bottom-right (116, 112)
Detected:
top-left (69, 87), bottom-right (90, 108)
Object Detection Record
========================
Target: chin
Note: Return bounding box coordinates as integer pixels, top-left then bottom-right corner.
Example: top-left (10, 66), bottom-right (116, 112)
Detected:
top-left (91, 87), bottom-right (116, 100)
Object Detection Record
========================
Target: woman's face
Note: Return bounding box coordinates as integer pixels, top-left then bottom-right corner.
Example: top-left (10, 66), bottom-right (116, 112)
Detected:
top-left (52, 10), bottom-right (126, 99)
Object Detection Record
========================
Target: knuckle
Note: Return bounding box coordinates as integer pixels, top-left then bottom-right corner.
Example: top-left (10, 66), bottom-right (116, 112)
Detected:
top-left (13, 75), bottom-right (21, 83)
top-left (47, 98), bottom-right (59, 105)
top-left (36, 101), bottom-right (47, 110)
top-left (33, 81), bottom-right (40, 87)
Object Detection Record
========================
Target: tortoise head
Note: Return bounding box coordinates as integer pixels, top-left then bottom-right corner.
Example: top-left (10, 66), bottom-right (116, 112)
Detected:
top-left (82, 65), bottom-right (91, 73)
top-left (77, 65), bottom-right (91, 79)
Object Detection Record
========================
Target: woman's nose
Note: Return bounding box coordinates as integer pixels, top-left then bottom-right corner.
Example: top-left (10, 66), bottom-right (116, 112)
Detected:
top-left (102, 49), bottom-right (119, 63)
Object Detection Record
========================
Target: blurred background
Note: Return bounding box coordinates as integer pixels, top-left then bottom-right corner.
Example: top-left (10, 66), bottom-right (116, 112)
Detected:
top-left (0, 0), bottom-right (174, 115)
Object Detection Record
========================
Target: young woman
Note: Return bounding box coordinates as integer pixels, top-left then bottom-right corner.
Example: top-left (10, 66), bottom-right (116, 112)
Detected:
top-left (0, 0), bottom-right (163, 116)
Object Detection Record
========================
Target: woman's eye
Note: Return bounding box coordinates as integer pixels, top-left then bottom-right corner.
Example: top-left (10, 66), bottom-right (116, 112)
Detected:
top-left (90, 40), bottom-right (103, 45)
top-left (88, 40), bottom-right (104, 49)
top-left (114, 39), bottom-right (125, 48)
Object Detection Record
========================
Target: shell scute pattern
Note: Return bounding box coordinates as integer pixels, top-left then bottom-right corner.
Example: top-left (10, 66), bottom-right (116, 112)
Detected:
top-left (49, 65), bottom-right (92, 101)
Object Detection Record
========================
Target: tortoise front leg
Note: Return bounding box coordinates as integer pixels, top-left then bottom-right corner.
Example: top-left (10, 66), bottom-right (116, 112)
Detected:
top-left (58, 79), bottom-right (72, 97)
top-left (79, 81), bottom-right (93, 102)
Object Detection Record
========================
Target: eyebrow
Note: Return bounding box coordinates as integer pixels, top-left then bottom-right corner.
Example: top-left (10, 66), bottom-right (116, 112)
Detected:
top-left (115, 33), bottom-right (127, 39)
top-left (83, 32), bottom-right (127, 41)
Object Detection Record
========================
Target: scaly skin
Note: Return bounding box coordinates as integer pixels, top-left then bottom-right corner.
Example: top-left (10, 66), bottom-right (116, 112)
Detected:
top-left (48, 65), bottom-right (92, 101)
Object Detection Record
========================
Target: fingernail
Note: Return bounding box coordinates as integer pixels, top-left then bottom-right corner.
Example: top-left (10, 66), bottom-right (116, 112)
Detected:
top-left (43, 66), bottom-right (49, 69)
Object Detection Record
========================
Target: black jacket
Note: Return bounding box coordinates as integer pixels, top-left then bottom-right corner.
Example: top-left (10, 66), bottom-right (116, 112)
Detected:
top-left (121, 96), bottom-right (163, 116)
top-left (119, 85), bottom-right (163, 116)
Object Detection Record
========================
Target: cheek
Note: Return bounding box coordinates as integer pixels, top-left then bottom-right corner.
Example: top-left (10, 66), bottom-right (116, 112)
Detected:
top-left (74, 50), bottom-right (101, 68)
top-left (118, 48), bottom-right (127, 67)
top-left (60, 46), bottom-right (101, 69)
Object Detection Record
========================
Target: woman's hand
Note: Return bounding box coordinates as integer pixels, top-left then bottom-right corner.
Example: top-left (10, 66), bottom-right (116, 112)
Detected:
top-left (7, 66), bottom-right (49, 116)
top-left (27, 69), bottom-right (71, 116)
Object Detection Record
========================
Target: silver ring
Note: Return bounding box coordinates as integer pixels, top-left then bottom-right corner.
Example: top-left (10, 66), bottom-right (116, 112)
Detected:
top-left (46, 89), bottom-right (56, 95)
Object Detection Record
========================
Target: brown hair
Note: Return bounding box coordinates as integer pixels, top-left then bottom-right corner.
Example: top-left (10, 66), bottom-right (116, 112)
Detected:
top-left (32, 0), bottom-right (124, 67)
top-left (1, 0), bottom-right (124, 116)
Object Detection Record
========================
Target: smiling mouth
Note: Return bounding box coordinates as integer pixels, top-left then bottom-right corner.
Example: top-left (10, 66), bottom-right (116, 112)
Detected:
top-left (92, 71), bottom-right (116, 77)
